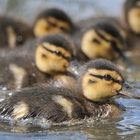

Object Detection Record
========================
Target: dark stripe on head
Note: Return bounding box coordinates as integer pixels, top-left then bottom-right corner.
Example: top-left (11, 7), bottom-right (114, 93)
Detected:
top-left (35, 8), bottom-right (75, 29)
top-left (89, 73), bottom-right (123, 84)
top-left (93, 23), bottom-right (126, 59)
top-left (42, 44), bottom-right (71, 61)
top-left (77, 59), bottom-right (124, 93)
top-left (93, 22), bottom-right (123, 43)
top-left (79, 59), bottom-right (124, 83)
top-left (38, 33), bottom-right (74, 55)
top-left (94, 29), bottom-right (109, 42)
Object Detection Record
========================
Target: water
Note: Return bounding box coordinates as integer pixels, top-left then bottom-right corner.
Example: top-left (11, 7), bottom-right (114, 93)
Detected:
top-left (1, 0), bottom-right (140, 140)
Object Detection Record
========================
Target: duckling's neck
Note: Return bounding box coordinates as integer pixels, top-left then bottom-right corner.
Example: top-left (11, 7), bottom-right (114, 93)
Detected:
top-left (35, 65), bottom-right (75, 80)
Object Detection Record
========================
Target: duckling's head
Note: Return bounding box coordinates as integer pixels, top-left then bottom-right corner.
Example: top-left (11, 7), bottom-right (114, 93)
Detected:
top-left (78, 59), bottom-right (124, 102)
top-left (0, 17), bottom-right (33, 48)
top-left (33, 8), bottom-right (75, 37)
top-left (35, 34), bottom-right (74, 75)
top-left (124, 0), bottom-right (140, 34)
top-left (81, 22), bottom-right (124, 60)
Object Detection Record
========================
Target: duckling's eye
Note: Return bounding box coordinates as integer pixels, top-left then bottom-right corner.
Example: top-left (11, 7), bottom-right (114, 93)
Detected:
top-left (59, 26), bottom-right (67, 32)
top-left (47, 21), bottom-right (57, 27)
top-left (104, 74), bottom-right (112, 81)
top-left (42, 54), bottom-right (47, 59)
top-left (92, 38), bottom-right (101, 44)
top-left (53, 50), bottom-right (61, 56)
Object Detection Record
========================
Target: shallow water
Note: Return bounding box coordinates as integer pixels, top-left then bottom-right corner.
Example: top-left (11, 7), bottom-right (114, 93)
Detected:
top-left (1, 0), bottom-right (140, 140)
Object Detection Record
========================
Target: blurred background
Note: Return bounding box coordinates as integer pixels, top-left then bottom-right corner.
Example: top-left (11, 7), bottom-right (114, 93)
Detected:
top-left (0, 0), bottom-right (124, 24)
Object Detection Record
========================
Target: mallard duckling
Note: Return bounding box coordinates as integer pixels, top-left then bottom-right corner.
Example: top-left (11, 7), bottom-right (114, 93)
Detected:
top-left (124, 0), bottom-right (140, 35)
top-left (0, 59), bottom-right (126, 123)
top-left (0, 16), bottom-right (33, 48)
top-left (33, 8), bottom-right (76, 38)
top-left (122, 0), bottom-right (140, 50)
top-left (0, 34), bottom-right (75, 90)
top-left (74, 21), bottom-right (126, 62)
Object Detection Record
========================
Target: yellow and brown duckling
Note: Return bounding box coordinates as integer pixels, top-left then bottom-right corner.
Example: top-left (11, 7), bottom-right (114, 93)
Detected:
top-left (124, 0), bottom-right (140, 35)
top-left (0, 16), bottom-right (33, 49)
top-left (33, 8), bottom-right (76, 38)
top-left (74, 21), bottom-right (126, 62)
top-left (0, 59), bottom-right (126, 123)
top-left (122, 0), bottom-right (140, 50)
top-left (0, 33), bottom-right (75, 90)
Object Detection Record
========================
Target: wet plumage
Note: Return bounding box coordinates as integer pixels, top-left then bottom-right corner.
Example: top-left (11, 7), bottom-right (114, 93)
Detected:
top-left (0, 59), bottom-right (126, 124)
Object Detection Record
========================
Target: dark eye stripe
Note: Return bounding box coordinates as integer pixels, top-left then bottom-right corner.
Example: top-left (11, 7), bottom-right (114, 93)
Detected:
top-left (94, 30), bottom-right (126, 59)
top-left (47, 20), bottom-right (57, 27)
top-left (42, 44), bottom-right (71, 61)
top-left (92, 38), bottom-right (101, 44)
top-left (94, 30), bottom-right (110, 42)
top-left (89, 73), bottom-right (123, 84)
top-left (95, 30), bottom-right (118, 45)
top-left (89, 73), bottom-right (104, 79)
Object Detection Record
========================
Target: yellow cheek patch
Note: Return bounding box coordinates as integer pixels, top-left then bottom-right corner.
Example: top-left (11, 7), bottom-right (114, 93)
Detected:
top-left (113, 83), bottom-right (122, 91)
top-left (12, 101), bottom-right (29, 120)
top-left (82, 73), bottom-right (116, 101)
top-left (81, 30), bottom-right (117, 59)
top-left (35, 45), bottom-right (70, 74)
top-left (34, 18), bottom-right (49, 37)
top-left (81, 30), bottom-right (102, 58)
top-left (52, 95), bottom-right (73, 118)
top-left (82, 70), bottom-right (122, 102)
top-left (128, 8), bottom-right (140, 33)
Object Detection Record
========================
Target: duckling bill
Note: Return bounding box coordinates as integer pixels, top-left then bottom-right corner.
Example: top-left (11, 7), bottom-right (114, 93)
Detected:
top-left (0, 59), bottom-right (126, 124)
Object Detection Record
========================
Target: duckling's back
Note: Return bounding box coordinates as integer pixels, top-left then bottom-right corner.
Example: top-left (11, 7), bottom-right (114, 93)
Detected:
top-left (0, 87), bottom-right (86, 123)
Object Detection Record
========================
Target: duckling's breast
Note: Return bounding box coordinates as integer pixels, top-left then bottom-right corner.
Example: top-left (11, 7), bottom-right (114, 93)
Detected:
top-left (84, 100), bottom-right (125, 119)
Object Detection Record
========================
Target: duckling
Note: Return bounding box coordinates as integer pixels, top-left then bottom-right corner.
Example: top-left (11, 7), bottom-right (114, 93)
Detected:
top-left (0, 16), bottom-right (33, 48)
top-left (124, 0), bottom-right (140, 35)
top-left (0, 34), bottom-right (75, 90)
top-left (74, 21), bottom-right (126, 62)
top-left (33, 8), bottom-right (76, 38)
top-left (33, 8), bottom-right (126, 62)
top-left (0, 59), bottom-right (126, 124)
top-left (123, 0), bottom-right (140, 49)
